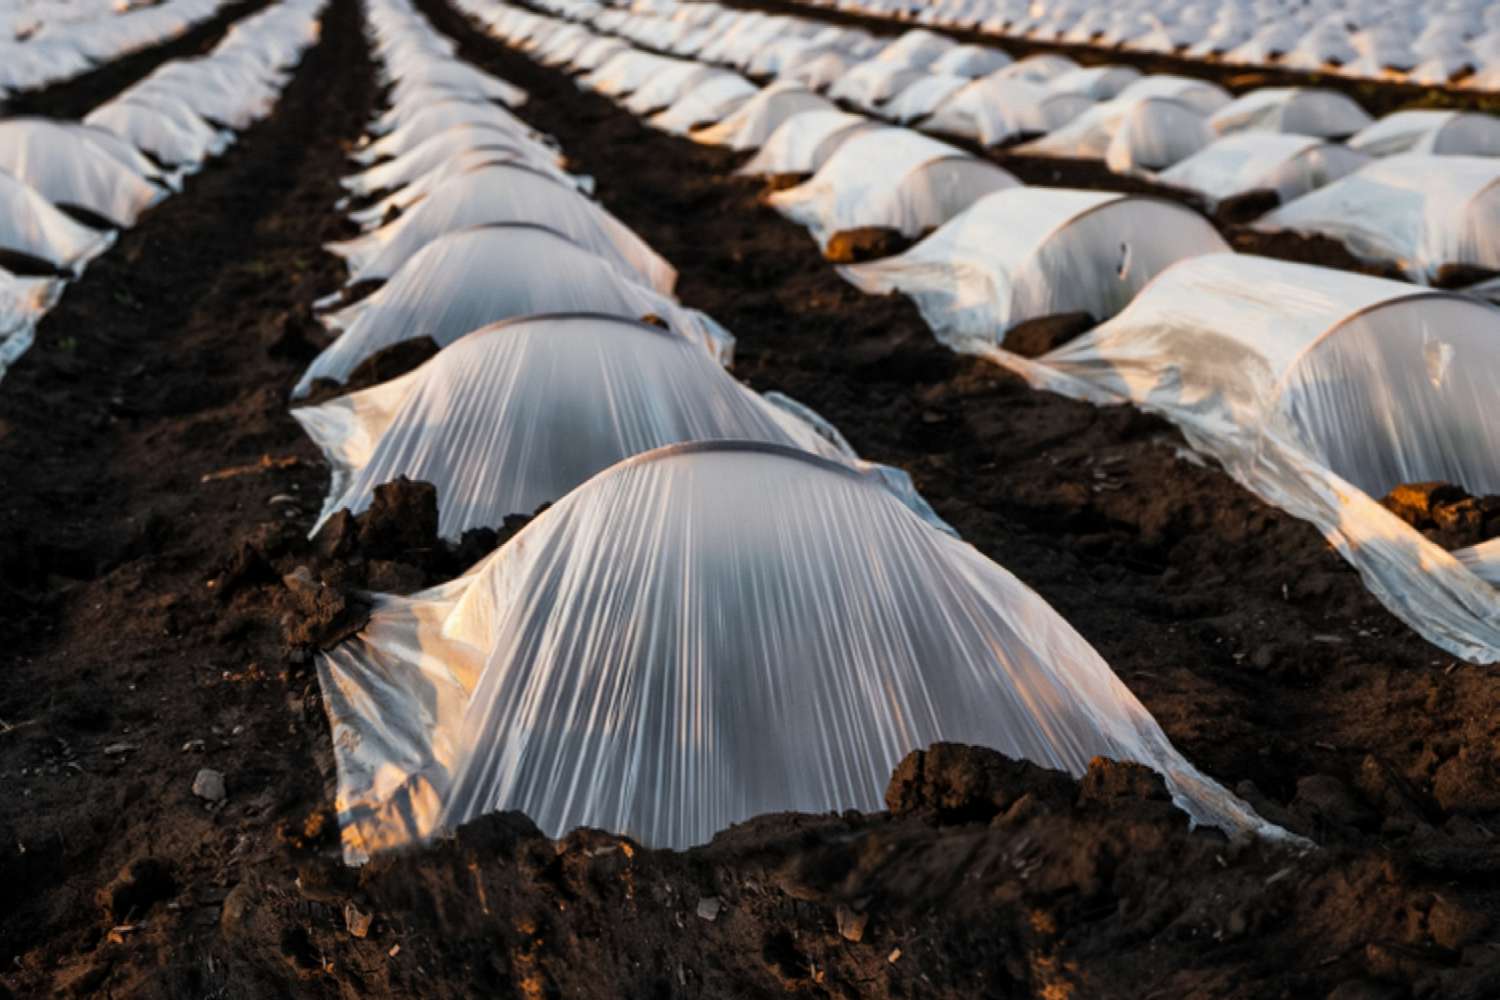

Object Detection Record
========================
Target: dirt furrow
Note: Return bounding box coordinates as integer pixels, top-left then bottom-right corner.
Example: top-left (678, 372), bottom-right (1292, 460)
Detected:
top-left (0, 0), bottom-right (374, 993)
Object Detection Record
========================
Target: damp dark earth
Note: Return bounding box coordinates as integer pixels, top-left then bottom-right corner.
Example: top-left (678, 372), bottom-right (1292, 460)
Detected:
top-left (2, 0), bottom-right (1500, 998)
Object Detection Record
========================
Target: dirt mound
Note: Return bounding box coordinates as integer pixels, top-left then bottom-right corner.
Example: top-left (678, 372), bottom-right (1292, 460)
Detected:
top-left (1381, 481), bottom-right (1500, 550)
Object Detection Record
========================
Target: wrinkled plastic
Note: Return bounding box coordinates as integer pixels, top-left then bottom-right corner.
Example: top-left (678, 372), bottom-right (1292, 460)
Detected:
top-left (736, 109), bottom-right (875, 176)
top-left (318, 441), bottom-right (1287, 862)
top-left (293, 312), bottom-right (903, 537)
top-left (353, 99), bottom-right (535, 164)
top-left (295, 224), bottom-right (729, 396)
top-left (1209, 87), bottom-right (1374, 139)
top-left (0, 118), bottom-right (167, 228)
top-left (840, 188), bottom-right (1227, 347)
top-left (924, 77), bottom-right (1091, 147)
top-left (1349, 110), bottom-right (1500, 158)
top-left (84, 94), bottom-right (233, 170)
top-left (985, 254), bottom-right (1500, 662)
top-left (1258, 155), bottom-right (1500, 282)
top-left (648, 72), bottom-right (757, 134)
top-left (690, 83), bottom-right (834, 149)
top-left (327, 162), bottom-right (675, 291)
top-left (1158, 133), bottom-right (1370, 210)
top-left (0, 268), bottom-right (60, 383)
top-left (340, 122), bottom-right (564, 198)
top-left (0, 168), bottom-right (115, 271)
top-left (1017, 96), bottom-right (1213, 174)
top-left (769, 128), bottom-right (1018, 249)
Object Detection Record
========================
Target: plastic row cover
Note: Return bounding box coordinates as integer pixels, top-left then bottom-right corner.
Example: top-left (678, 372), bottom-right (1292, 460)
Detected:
top-left (1158, 134), bottom-right (1370, 211)
top-left (0, 0), bottom-right (224, 95)
top-left (839, 189), bottom-right (1227, 348)
top-left (297, 223), bottom-right (729, 396)
top-left (769, 127), bottom-right (1018, 249)
top-left (294, 312), bottom-right (935, 539)
top-left (986, 254), bottom-right (1500, 662)
top-left (326, 162), bottom-right (674, 291)
top-left (1258, 155), bottom-right (1500, 282)
top-left (319, 441), bottom-right (1288, 861)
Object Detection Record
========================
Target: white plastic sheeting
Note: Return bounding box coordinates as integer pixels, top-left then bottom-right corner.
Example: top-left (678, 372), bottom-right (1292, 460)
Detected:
top-left (840, 189), bottom-right (1227, 348)
top-left (769, 128), bottom-right (1018, 250)
top-left (1158, 133), bottom-right (1371, 211)
top-left (0, 269), bottom-right (59, 383)
top-left (0, 168), bottom-right (116, 271)
top-left (327, 162), bottom-right (676, 291)
top-left (1209, 88), bottom-right (1375, 139)
top-left (689, 83), bottom-right (834, 149)
top-left (647, 71), bottom-right (757, 134)
top-left (827, 59), bottom-right (926, 112)
top-left (1348, 110), bottom-right (1500, 158)
top-left (317, 440), bottom-right (1285, 861)
top-left (1115, 74), bottom-right (1232, 116)
top-left (84, 95), bottom-right (233, 170)
top-left (295, 313), bottom-right (876, 537)
top-left (353, 99), bottom-right (535, 165)
top-left (1257, 155), bottom-right (1500, 282)
top-left (339, 123), bottom-right (564, 198)
top-left (1017, 96), bottom-right (1213, 174)
top-left (923, 77), bottom-right (1091, 146)
top-left (1043, 64), bottom-right (1142, 101)
top-left (0, 119), bottom-right (167, 228)
top-left (884, 72), bottom-right (970, 124)
top-left (736, 109), bottom-right (875, 176)
top-left (295, 224), bottom-right (730, 396)
top-left (929, 43), bottom-right (1011, 77)
top-left (993, 254), bottom-right (1500, 662)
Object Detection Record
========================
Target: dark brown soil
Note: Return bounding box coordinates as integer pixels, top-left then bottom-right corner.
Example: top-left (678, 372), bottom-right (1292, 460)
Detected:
top-left (2, 1), bottom-right (1499, 998)
top-left (1382, 483), bottom-right (1500, 551)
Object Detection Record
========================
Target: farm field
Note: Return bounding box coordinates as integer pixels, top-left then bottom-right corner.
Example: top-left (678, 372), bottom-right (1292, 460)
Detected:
top-left (2, 0), bottom-right (1499, 997)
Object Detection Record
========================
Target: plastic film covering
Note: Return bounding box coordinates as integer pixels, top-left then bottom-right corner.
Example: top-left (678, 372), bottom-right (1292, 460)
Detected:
top-left (840, 188), bottom-right (1227, 348)
top-left (690, 84), bottom-right (834, 150)
top-left (929, 43), bottom-right (1012, 77)
top-left (0, 169), bottom-right (116, 271)
top-left (1042, 64), bottom-right (1142, 101)
top-left (84, 95), bottom-right (232, 170)
top-left (318, 441), bottom-right (1285, 861)
top-left (1348, 110), bottom-right (1500, 158)
top-left (385, 62), bottom-right (527, 109)
top-left (1115, 74), bottom-right (1233, 116)
top-left (0, 119), bottom-right (168, 228)
top-left (923, 77), bottom-right (1091, 147)
top-left (353, 99), bottom-right (535, 165)
top-left (1158, 133), bottom-right (1370, 211)
top-left (346, 147), bottom-right (583, 230)
top-left (0, 269), bottom-right (60, 383)
top-left (295, 224), bottom-right (729, 396)
top-left (736, 110), bottom-right (875, 176)
top-left (1017, 96), bottom-right (1213, 174)
top-left (1257, 155), bottom-right (1500, 282)
top-left (136, 57), bottom-right (282, 131)
top-left (293, 313), bottom-right (873, 538)
top-left (993, 53), bottom-right (1079, 84)
top-left (781, 50), bottom-right (856, 91)
top-left (991, 254), bottom-right (1500, 661)
top-left (769, 128), bottom-right (1019, 249)
top-left (580, 49), bottom-right (672, 97)
top-left (828, 60), bottom-right (926, 112)
top-left (1209, 87), bottom-right (1375, 139)
top-left (648, 72), bottom-right (757, 135)
top-left (340, 123), bottom-right (564, 198)
top-left (326, 163), bottom-right (675, 292)
top-left (884, 73), bottom-right (969, 124)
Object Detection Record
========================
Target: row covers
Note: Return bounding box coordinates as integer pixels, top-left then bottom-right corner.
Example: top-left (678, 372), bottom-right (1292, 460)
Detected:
top-left (804, 0), bottom-right (1500, 90)
top-left (0, 0), bottom-right (326, 381)
top-left (479, 0), bottom-right (1500, 664)
top-left (294, 0), bottom-right (1290, 863)
top-left (504, 0), bottom-right (1500, 287)
top-left (2, 0), bottom-right (226, 97)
